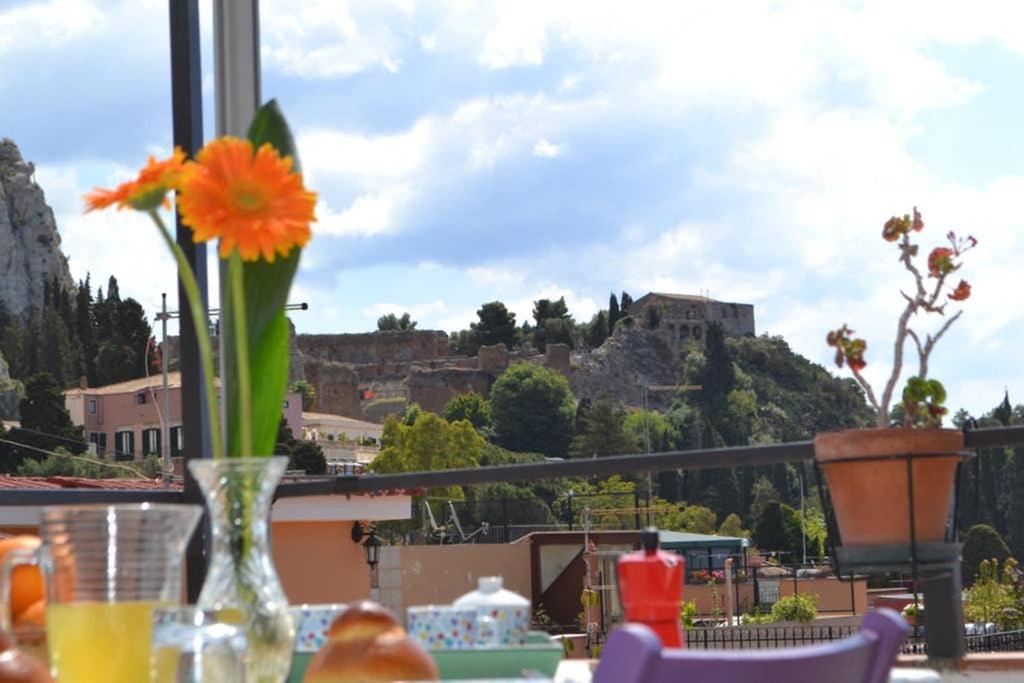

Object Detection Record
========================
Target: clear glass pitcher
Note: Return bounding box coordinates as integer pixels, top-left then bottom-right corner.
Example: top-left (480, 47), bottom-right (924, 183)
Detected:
top-left (1, 503), bottom-right (202, 683)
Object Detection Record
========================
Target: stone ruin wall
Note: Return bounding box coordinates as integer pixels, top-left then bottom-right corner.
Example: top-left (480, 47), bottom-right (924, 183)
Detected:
top-left (295, 331), bottom-right (573, 419)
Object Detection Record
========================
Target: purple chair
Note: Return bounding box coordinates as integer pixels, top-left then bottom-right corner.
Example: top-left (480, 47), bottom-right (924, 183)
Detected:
top-left (594, 609), bottom-right (909, 683)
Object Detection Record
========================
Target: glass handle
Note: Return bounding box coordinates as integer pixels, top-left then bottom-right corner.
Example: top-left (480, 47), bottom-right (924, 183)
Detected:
top-left (0, 546), bottom-right (41, 632)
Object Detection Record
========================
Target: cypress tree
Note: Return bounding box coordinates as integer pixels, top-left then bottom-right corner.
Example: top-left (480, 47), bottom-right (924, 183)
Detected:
top-left (608, 293), bottom-right (620, 328)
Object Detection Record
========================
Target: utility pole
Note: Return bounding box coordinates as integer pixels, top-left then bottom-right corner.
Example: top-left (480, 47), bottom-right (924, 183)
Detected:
top-left (800, 470), bottom-right (807, 565)
top-left (161, 294), bottom-right (171, 484)
top-left (155, 301), bottom-right (308, 477)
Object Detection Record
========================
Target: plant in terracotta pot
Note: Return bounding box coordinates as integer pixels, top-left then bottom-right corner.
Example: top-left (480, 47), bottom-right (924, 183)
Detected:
top-left (815, 208), bottom-right (976, 547)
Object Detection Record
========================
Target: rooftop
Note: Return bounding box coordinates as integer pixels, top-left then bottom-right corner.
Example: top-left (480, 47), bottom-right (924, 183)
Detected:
top-left (302, 412), bottom-right (383, 430)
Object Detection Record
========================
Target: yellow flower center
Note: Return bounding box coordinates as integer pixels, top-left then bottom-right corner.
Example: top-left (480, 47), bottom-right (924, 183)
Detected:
top-left (229, 180), bottom-right (269, 214)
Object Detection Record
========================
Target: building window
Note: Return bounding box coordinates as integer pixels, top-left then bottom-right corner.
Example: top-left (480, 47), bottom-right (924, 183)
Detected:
top-left (721, 307), bottom-right (727, 318)
top-left (686, 310), bottom-right (694, 320)
top-left (142, 428), bottom-right (161, 457)
top-left (89, 432), bottom-right (107, 455)
top-left (136, 392), bottom-right (147, 405)
top-left (170, 426), bottom-right (184, 457)
top-left (115, 430), bottom-right (135, 461)
top-left (327, 434), bottom-right (335, 441)
top-left (88, 398), bottom-right (97, 415)
top-left (693, 326), bottom-right (703, 341)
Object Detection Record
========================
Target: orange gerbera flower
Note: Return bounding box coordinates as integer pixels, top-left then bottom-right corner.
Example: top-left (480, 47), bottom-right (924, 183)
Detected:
top-left (176, 137), bottom-right (316, 262)
top-left (84, 149), bottom-right (186, 212)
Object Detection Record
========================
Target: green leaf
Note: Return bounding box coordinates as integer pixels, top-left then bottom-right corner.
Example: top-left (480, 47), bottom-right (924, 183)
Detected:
top-left (247, 99), bottom-right (301, 172)
top-left (221, 100), bottom-right (305, 457)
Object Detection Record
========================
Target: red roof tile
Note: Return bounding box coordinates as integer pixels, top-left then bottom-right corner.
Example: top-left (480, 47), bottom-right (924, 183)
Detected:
top-left (0, 476), bottom-right (175, 490)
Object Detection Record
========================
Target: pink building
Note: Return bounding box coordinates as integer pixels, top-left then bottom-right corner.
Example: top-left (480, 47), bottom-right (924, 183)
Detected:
top-left (65, 372), bottom-right (302, 461)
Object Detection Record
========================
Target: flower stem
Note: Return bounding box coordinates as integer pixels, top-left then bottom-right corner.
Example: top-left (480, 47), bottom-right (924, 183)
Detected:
top-left (149, 210), bottom-right (224, 460)
top-left (229, 251), bottom-right (253, 457)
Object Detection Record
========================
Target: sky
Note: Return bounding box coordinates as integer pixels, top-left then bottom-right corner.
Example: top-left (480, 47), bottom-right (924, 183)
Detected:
top-left (2, 0), bottom-right (1022, 417)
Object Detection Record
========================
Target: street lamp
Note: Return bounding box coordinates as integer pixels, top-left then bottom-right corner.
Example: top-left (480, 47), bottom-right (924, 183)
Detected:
top-left (362, 529), bottom-right (382, 570)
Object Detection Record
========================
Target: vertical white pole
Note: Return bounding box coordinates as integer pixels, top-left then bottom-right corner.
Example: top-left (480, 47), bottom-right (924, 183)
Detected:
top-left (213, 0), bottom-right (261, 450)
top-left (800, 472), bottom-right (807, 565)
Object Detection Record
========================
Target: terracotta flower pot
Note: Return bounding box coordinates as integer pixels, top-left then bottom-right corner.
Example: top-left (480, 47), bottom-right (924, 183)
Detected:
top-left (814, 428), bottom-right (965, 546)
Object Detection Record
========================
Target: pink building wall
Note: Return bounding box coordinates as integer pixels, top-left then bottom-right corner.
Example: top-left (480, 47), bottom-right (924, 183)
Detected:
top-left (65, 373), bottom-right (302, 461)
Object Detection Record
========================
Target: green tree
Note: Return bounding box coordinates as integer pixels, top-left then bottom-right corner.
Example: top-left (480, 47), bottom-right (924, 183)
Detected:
top-left (275, 415), bottom-right (296, 455)
top-left (19, 373), bottom-right (84, 447)
top-left (290, 380), bottom-right (317, 411)
top-left (962, 524), bottom-right (1011, 584)
top-left (680, 505), bottom-right (718, 534)
top-left (94, 339), bottom-right (135, 386)
top-left (75, 276), bottom-right (97, 386)
top-left (448, 329), bottom-right (479, 356)
top-left (584, 311), bottom-right (610, 349)
top-left (490, 363), bottom-right (575, 458)
top-left (1005, 447), bottom-right (1024, 559)
top-left (532, 298), bottom-right (570, 326)
top-left (2, 373), bottom-right (86, 472)
top-left (17, 447), bottom-right (110, 478)
top-left (754, 501), bottom-right (791, 556)
top-left (608, 293), bottom-right (621, 328)
top-left (471, 302), bottom-right (517, 349)
top-left (623, 410), bottom-right (675, 453)
top-left (38, 306), bottom-right (75, 387)
top-left (377, 312), bottom-right (417, 331)
top-left (749, 476), bottom-right (781, 523)
top-left (569, 399), bottom-right (630, 459)
top-left (620, 291), bottom-right (634, 313)
top-left (442, 392), bottom-right (491, 431)
top-left (718, 513), bottom-right (749, 538)
top-left (117, 298), bottom-right (153, 379)
top-left (371, 412), bottom-right (484, 507)
top-left (770, 594), bottom-right (818, 623)
top-left (288, 439), bottom-right (327, 474)
top-left (402, 402), bottom-right (423, 426)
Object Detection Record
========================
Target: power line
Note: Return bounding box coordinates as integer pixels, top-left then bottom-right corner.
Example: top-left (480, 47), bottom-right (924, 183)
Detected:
top-left (0, 437), bottom-right (150, 479)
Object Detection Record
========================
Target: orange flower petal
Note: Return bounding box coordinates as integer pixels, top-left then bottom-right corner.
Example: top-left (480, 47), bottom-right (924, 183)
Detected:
top-left (176, 138), bottom-right (316, 262)
top-left (83, 149), bottom-right (186, 213)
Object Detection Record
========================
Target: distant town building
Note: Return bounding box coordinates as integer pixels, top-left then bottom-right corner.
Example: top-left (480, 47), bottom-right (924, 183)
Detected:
top-left (301, 411), bottom-right (382, 466)
top-left (64, 372), bottom-right (302, 461)
top-left (628, 292), bottom-right (755, 349)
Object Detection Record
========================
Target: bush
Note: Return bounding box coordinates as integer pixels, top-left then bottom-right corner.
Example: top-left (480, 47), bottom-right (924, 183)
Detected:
top-left (769, 594), bottom-right (818, 623)
top-left (963, 524), bottom-right (1011, 585)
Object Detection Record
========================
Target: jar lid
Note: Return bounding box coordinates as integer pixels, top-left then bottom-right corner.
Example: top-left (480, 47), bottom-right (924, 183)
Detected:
top-left (478, 576), bottom-right (503, 593)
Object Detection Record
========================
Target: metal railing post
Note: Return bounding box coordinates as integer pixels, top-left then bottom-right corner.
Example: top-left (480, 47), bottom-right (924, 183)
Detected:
top-left (168, 0), bottom-right (210, 603)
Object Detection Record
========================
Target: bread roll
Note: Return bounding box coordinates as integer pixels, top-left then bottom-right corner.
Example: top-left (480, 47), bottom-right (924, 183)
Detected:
top-left (326, 601), bottom-right (402, 643)
top-left (303, 602), bottom-right (439, 683)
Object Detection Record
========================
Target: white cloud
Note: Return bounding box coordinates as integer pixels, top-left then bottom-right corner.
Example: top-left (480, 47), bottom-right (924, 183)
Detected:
top-left (316, 186), bottom-right (411, 237)
top-left (532, 138), bottom-right (566, 159)
top-left (260, 0), bottom-right (402, 78)
top-left (0, 0), bottom-right (105, 55)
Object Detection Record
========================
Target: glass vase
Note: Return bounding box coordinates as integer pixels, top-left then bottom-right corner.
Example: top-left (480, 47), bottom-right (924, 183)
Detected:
top-left (189, 457), bottom-right (295, 683)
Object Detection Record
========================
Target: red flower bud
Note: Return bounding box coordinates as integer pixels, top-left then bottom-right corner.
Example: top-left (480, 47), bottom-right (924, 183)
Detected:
top-left (928, 247), bottom-right (954, 277)
top-left (882, 216), bottom-right (906, 242)
top-left (912, 207), bottom-right (923, 232)
top-left (949, 279), bottom-right (971, 301)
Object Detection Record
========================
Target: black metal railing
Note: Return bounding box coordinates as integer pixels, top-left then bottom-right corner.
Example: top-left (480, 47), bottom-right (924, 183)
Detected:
top-left (685, 625), bottom-right (1024, 654)
top-left (686, 625), bottom-right (859, 649)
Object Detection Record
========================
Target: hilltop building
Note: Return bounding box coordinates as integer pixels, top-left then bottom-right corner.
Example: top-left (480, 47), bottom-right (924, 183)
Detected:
top-left (628, 292), bottom-right (755, 349)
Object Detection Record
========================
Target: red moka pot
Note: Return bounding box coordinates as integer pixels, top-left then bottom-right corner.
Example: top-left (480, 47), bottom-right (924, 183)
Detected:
top-left (616, 528), bottom-right (685, 647)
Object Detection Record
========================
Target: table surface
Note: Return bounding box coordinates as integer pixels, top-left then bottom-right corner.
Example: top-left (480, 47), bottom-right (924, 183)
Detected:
top-left (447, 661), bottom-right (940, 682)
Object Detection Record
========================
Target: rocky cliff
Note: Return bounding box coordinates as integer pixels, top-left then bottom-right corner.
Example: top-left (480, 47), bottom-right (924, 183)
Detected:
top-left (571, 325), bottom-right (683, 410)
top-left (0, 139), bottom-right (74, 316)
top-left (0, 351), bottom-right (20, 419)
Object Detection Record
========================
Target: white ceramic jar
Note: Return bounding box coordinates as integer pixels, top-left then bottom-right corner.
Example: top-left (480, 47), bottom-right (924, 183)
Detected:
top-left (453, 576), bottom-right (531, 646)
